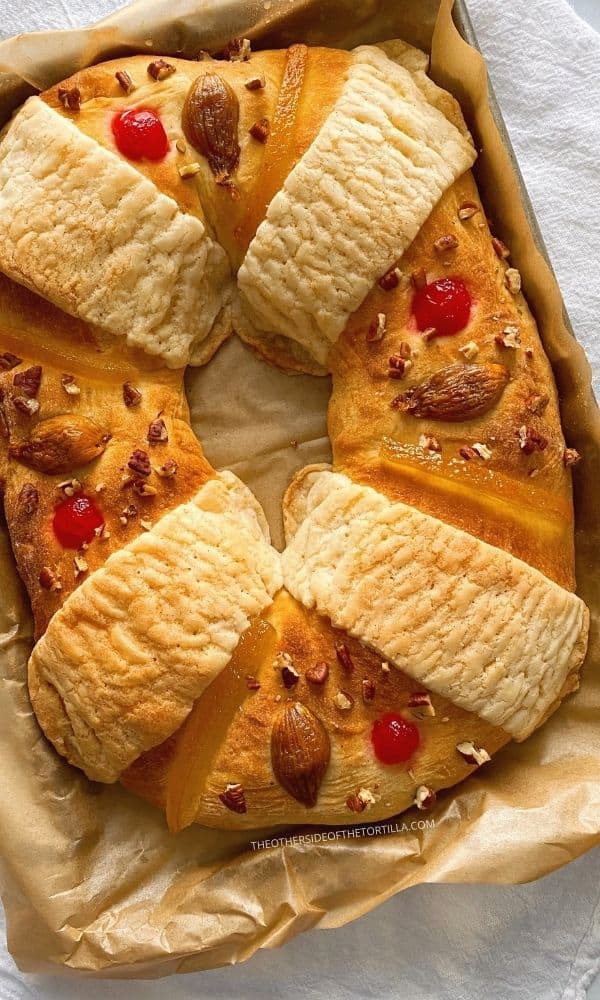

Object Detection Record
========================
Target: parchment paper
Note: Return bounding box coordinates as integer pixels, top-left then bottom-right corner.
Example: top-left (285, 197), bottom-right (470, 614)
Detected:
top-left (0, 0), bottom-right (598, 978)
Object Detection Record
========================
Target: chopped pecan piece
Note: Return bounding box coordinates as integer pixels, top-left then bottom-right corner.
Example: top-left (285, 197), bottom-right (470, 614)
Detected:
top-left (123, 382), bottom-right (142, 407)
top-left (495, 325), bottom-right (520, 350)
top-left (57, 86), bottom-right (81, 112)
top-left (13, 365), bottom-right (41, 397)
top-left (335, 642), bottom-right (353, 673)
top-left (147, 417), bottom-right (168, 444)
top-left (13, 397), bottom-right (39, 417)
top-left (39, 567), bottom-right (62, 592)
top-left (434, 234), bottom-right (459, 253)
top-left (246, 675), bottom-right (261, 690)
top-left (458, 201), bottom-right (479, 221)
top-left (61, 374), bottom-right (80, 396)
top-left (459, 445), bottom-right (478, 461)
top-left (491, 236), bottom-right (510, 259)
top-left (419, 434), bottom-right (442, 453)
top-left (222, 37), bottom-right (251, 61)
top-left (456, 741), bottom-right (490, 766)
top-left (249, 117), bottom-right (270, 142)
top-left (147, 59), bottom-right (176, 81)
top-left (459, 340), bottom-right (479, 361)
top-left (528, 393), bottom-right (549, 416)
top-left (18, 483), bottom-right (39, 516)
top-left (505, 268), bottom-right (522, 295)
top-left (388, 356), bottom-right (412, 380)
top-left (378, 267), bottom-right (401, 292)
top-left (281, 663), bottom-right (300, 688)
top-left (414, 785), bottom-right (436, 810)
top-left (73, 554), bottom-right (88, 577)
top-left (154, 458), bottom-right (178, 478)
top-left (0, 353), bottom-right (21, 371)
top-left (334, 690), bottom-right (354, 711)
top-left (306, 661), bottom-right (329, 685)
top-left (127, 449), bottom-right (151, 477)
top-left (411, 267), bottom-right (427, 290)
top-left (472, 442), bottom-right (492, 460)
top-left (563, 447), bottom-right (581, 467)
top-left (517, 425), bottom-right (548, 455)
top-left (346, 787), bottom-right (376, 813)
top-left (366, 313), bottom-right (387, 343)
top-left (133, 479), bottom-right (158, 497)
top-left (219, 782), bottom-right (247, 813)
top-left (178, 162), bottom-right (202, 179)
top-left (244, 75), bottom-right (265, 90)
top-left (362, 678), bottom-right (376, 703)
top-left (408, 691), bottom-right (435, 718)
top-left (115, 70), bottom-right (135, 94)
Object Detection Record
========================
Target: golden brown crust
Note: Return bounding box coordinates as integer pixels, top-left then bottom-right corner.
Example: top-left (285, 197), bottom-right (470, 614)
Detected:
top-left (328, 171), bottom-right (576, 589)
top-left (0, 42), bottom-right (583, 829)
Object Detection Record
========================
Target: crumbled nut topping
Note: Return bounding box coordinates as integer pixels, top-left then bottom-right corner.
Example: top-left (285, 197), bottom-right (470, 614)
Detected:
top-left (94, 523), bottom-right (110, 540)
top-left (397, 341), bottom-right (412, 360)
top-left (175, 138), bottom-right (187, 154)
top-left (421, 327), bottom-right (438, 343)
top-left (61, 374), bottom-right (80, 396)
top-left (378, 267), bottom-right (402, 292)
top-left (223, 37), bottom-right (251, 61)
top-left (95, 482), bottom-right (106, 493)
top-left (73, 554), bottom-right (88, 577)
top-left (388, 355), bottom-right (412, 380)
top-left (119, 503), bottom-right (137, 526)
top-left (39, 567), bottom-right (62, 592)
top-left (148, 417), bottom-right (168, 444)
top-left (525, 347), bottom-right (534, 360)
top-left (334, 690), bottom-right (354, 711)
top-left (366, 312), bottom-right (387, 343)
top-left (528, 393), bottom-right (550, 416)
top-left (147, 59), bottom-right (176, 81)
top-left (219, 782), bottom-right (247, 813)
top-left (491, 236), bottom-right (510, 260)
top-left (13, 397), bottom-right (39, 417)
top-left (456, 741), bottom-right (491, 766)
top-left (133, 479), bottom-right (158, 497)
top-left (459, 445), bottom-right (478, 461)
top-left (414, 785), bottom-right (436, 810)
top-left (408, 691), bottom-right (435, 718)
top-left (13, 365), bottom-right (42, 397)
top-left (246, 675), bottom-right (260, 690)
top-left (115, 70), bottom-right (135, 94)
top-left (411, 267), bottom-right (427, 290)
top-left (58, 478), bottom-right (81, 497)
top-left (419, 434), bottom-right (442, 454)
top-left (434, 234), bottom-right (459, 253)
top-left (154, 458), bottom-right (178, 478)
top-left (346, 787), bottom-right (376, 813)
top-left (335, 642), bottom-right (354, 673)
top-left (249, 118), bottom-right (270, 143)
top-left (495, 325), bottom-right (520, 350)
top-left (274, 651), bottom-right (293, 671)
top-left (140, 519), bottom-right (153, 531)
top-left (458, 201), bottom-right (479, 221)
top-left (459, 340), bottom-right (479, 361)
top-left (0, 352), bottom-right (21, 371)
top-left (178, 162), bottom-right (202, 178)
top-left (518, 425), bottom-right (548, 455)
top-left (362, 678), bottom-right (376, 703)
top-left (380, 661), bottom-right (390, 674)
top-left (128, 449), bottom-right (151, 477)
top-left (57, 86), bottom-right (81, 112)
top-left (505, 267), bottom-right (522, 295)
top-left (281, 663), bottom-right (300, 688)
top-left (306, 661), bottom-right (329, 685)
top-left (18, 483), bottom-right (39, 516)
top-left (123, 382), bottom-right (142, 408)
top-left (563, 447), bottom-right (581, 467)
top-left (245, 75), bottom-right (265, 90)
top-left (472, 442), bottom-right (492, 460)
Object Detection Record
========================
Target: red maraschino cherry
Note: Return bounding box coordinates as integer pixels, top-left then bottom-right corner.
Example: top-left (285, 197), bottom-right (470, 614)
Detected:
top-left (413, 277), bottom-right (472, 336)
top-left (53, 495), bottom-right (104, 549)
top-left (371, 712), bottom-right (420, 765)
top-left (111, 107), bottom-right (169, 162)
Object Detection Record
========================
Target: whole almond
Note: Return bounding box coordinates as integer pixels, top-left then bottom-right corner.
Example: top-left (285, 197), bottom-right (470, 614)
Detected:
top-left (182, 73), bottom-right (240, 182)
top-left (394, 363), bottom-right (509, 422)
top-left (9, 414), bottom-right (110, 474)
top-left (271, 701), bottom-right (330, 807)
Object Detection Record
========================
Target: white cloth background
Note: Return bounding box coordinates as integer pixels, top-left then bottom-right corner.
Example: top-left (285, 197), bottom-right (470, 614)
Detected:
top-left (0, 0), bottom-right (598, 996)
